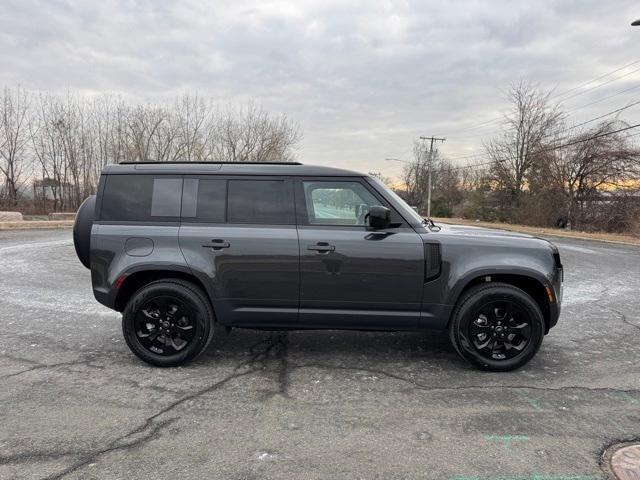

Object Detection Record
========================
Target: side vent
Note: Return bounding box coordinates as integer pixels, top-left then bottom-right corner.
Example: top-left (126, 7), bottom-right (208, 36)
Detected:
top-left (425, 242), bottom-right (442, 281)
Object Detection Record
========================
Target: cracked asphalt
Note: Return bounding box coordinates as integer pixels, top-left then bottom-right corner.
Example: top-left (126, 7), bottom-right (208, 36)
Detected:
top-left (1, 229), bottom-right (639, 480)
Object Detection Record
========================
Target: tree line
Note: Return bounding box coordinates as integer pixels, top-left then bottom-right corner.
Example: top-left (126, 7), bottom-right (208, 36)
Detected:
top-left (400, 81), bottom-right (640, 234)
top-left (0, 87), bottom-right (301, 212)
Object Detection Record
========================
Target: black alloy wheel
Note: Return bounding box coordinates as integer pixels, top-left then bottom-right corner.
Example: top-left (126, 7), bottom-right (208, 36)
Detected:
top-left (122, 280), bottom-right (214, 367)
top-left (468, 300), bottom-right (532, 361)
top-left (449, 282), bottom-right (545, 371)
top-left (135, 296), bottom-right (197, 355)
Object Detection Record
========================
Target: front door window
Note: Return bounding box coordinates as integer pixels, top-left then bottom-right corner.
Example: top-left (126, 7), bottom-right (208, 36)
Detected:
top-left (303, 181), bottom-right (379, 226)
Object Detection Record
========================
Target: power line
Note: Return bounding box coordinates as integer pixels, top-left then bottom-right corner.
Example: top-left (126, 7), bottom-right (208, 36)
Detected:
top-left (446, 101), bottom-right (640, 162)
top-left (555, 65), bottom-right (640, 103)
top-left (449, 89), bottom-right (640, 142)
top-left (447, 122), bottom-right (640, 171)
top-left (562, 99), bottom-right (640, 131)
top-left (566, 82), bottom-right (640, 112)
top-left (544, 122), bottom-right (640, 151)
top-left (550, 59), bottom-right (640, 100)
top-left (442, 59), bottom-right (640, 137)
top-left (446, 151), bottom-right (489, 161)
top-left (395, 67), bottom-right (640, 173)
top-left (447, 158), bottom-right (499, 171)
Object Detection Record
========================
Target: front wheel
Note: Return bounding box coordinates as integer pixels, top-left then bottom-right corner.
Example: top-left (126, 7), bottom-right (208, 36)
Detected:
top-left (122, 280), bottom-right (214, 367)
top-left (449, 283), bottom-right (545, 371)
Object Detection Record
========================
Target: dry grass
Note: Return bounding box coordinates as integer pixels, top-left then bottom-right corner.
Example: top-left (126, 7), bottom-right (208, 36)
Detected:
top-left (433, 217), bottom-right (640, 246)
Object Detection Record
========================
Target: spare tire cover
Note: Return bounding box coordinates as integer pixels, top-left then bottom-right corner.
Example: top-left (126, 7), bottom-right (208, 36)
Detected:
top-left (73, 195), bottom-right (96, 269)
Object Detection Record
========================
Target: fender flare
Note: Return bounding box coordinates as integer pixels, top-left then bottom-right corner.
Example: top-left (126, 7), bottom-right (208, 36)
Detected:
top-left (445, 266), bottom-right (552, 308)
top-left (112, 264), bottom-right (219, 317)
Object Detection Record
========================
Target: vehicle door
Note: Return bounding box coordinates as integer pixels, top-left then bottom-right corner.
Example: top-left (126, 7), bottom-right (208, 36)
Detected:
top-left (295, 177), bottom-right (425, 328)
top-left (179, 176), bottom-right (299, 327)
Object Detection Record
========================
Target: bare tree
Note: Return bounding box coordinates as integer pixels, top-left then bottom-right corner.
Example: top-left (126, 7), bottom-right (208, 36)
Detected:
top-left (91, 94), bottom-right (129, 177)
top-left (368, 171), bottom-right (392, 185)
top-left (549, 120), bottom-right (640, 229)
top-left (210, 102), bottom-right (301, 162)
top-left (485, 81), bottom-right (563, 214)
top-left (401, 140), bottom-right (430, 208)
top-left (173, 94), bottom-right (212, 161)
top-left (31, 93), bottom-right (66, 210)
top-left (0, 87), bottom-right (31, 207)
top-left (6, 87), bottom-right (304, 213)
top-left (125, 104), bottom-right (173, 162)
top-left (431, 158), bottom-right (463, 217)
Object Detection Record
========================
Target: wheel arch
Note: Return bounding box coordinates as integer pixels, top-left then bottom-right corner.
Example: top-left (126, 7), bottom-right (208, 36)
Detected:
top-left (448, 271), bottom-right (553, 334)
top-left (114, 268), bottom-right (214, 314)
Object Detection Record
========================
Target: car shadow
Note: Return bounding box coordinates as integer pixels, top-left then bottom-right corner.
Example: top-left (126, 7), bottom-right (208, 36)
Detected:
top-left (200, 327), bottom-right (463, 368)
top-left (197, 326), bottom-right (563, 377)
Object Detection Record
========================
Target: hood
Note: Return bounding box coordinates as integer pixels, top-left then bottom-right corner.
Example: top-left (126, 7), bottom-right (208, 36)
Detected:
top-left (436, 223), bottom-right (538, 240)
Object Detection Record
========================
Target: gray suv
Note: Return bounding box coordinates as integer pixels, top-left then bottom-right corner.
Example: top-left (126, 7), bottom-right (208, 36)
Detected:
top-left (73, 161), bottom-right (563, 371)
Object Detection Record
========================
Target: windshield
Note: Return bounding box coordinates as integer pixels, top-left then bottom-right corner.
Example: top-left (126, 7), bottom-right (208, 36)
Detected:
top-left (368, 176), bottom-right (425, 225)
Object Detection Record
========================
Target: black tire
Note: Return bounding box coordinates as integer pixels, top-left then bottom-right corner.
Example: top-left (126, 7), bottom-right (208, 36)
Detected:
top-left (449, 282), bottom-right (545, 372)
top-left (122, 279), bottom-right (215, 367)
top-left (73, 195), bottom-right (96, 269)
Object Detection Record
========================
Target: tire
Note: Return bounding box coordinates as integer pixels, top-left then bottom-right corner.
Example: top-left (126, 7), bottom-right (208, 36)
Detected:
top-left (122, 279), bottom-right (215, 367)
top-left (449, 282), bottom-right (545, 372)
top-left (73, 195), bottom-right (96, 269)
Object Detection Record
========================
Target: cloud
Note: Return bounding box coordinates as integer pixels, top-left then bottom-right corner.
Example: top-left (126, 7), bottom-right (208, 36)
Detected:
top-left (1, 0), bottom-right (639, 178)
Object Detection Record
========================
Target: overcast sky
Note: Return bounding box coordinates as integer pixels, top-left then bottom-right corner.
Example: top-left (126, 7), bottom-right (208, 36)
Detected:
top-left (1, 0), bottom-right (639, 179)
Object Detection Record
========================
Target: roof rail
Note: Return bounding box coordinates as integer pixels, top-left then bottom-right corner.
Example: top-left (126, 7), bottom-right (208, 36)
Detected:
top-left (118, 161), bottom-right (303, 165)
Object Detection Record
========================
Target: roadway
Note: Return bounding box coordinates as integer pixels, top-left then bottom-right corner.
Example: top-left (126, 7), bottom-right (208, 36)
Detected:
top-left (0, 228), bottom-right (638, 479)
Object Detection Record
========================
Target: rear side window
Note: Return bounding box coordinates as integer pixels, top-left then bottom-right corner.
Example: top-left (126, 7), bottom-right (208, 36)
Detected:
top-left (181, 178), bottom-right (226, 223)
top-left (101, 175), bottom-right (182, 222)
top-left (227, 179), bottom-right (293, 224)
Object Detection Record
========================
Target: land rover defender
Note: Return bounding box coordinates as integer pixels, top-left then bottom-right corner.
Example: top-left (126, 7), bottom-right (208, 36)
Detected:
top-left (73, 161), bottom-right (563, 371)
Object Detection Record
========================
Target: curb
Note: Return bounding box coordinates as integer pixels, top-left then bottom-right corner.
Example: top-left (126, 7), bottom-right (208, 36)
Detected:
top-left (0, 221), bottom-right (74, 231)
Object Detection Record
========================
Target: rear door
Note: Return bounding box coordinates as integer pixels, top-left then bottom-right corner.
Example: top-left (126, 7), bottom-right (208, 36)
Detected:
top-left (179, 176), bottom-right (299, 327)
top-left (295, 177), bottom-right (425, 328)
top-left (92, 174), bottom-right (187, 300)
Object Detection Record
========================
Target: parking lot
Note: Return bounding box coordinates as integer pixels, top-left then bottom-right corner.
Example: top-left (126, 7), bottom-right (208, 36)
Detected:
top-left (0, 228), bottom-right (638, 480)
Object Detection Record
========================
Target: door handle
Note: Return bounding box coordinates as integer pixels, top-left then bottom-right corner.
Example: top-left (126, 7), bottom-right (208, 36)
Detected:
top-left (307, 242), bottom-right (335, 253)
top-left (203, 239), bottom-right (231, 250)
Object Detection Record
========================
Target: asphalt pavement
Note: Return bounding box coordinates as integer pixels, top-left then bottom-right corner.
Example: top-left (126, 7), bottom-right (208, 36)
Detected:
top-left (0, 228), bottom-right (638, 480)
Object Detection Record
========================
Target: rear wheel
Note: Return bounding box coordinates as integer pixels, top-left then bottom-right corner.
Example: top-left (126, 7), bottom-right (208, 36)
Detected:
top-left (449, 283), bottom-right (545, 371)
top-left (122, 280), bottom-right (214, 367)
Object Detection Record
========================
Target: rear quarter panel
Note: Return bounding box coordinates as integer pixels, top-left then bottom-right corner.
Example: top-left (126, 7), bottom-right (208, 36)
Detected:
top-left (90, 224), bottom-right (187, 308)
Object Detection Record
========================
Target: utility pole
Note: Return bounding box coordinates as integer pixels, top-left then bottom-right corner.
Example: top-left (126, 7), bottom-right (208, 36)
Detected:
top-left (419, 136), bottom-right (446, 218)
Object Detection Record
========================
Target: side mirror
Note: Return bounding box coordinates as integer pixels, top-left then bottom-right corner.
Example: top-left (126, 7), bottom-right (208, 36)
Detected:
top-left (366, 206), bottom-right (391, 230)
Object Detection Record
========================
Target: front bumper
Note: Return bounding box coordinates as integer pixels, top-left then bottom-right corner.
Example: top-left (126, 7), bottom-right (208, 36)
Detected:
top-left (548, 264), bottom-right (563, 331)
